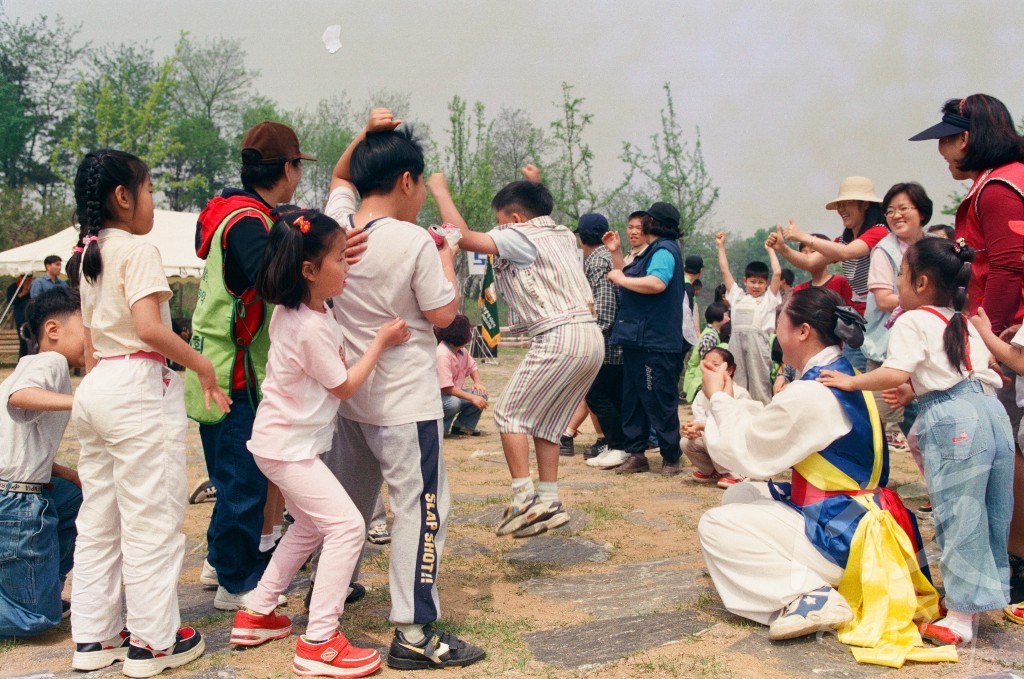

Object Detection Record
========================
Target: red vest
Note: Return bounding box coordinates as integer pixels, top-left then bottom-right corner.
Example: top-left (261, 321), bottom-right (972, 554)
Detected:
top-left (955, 161), bottom-right (1024, 324)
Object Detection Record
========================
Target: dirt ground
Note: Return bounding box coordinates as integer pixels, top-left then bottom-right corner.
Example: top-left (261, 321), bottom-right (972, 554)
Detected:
top-left (0, 348), bottom-right (1021, 678)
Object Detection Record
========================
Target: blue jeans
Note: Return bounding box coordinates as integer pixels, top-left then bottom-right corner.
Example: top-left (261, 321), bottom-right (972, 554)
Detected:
top-left (917, 380), bottom-right (1014, 612)
top-left (199, 392), bottom-right (269, 593)
top-left (0, 477), bottom-right (82, 637)
top-left (442, 390), bottom-right (485, 434)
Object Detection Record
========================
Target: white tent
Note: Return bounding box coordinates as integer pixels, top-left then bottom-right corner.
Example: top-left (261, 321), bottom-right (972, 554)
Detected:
top-left (0, 209), bottom-right (205, 279)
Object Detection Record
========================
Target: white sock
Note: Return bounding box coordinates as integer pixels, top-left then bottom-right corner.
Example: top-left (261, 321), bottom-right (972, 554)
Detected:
top-left (259, 526), bottom-right (281, 552)
top-left (399, 623), bottom-right (425, 643)
top-left (936, 611), bottom-right (975, 642)
top-left (537, 481), bottom-right (559, 504)
top-left (511, 477), bottom-right (534, 505)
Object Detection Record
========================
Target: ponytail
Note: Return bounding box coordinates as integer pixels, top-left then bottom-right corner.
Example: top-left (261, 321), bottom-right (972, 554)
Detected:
top-left (905, 236), bottom-right (975, 374)
top-left (254, 207), bottom-right (344, 309)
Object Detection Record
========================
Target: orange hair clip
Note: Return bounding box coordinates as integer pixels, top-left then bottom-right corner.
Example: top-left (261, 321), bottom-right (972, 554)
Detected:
top-left (293, 216), bottom-right (311, 233)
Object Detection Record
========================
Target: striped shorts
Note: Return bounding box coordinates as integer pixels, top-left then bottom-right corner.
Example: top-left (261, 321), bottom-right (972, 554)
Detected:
top-left (494, 320), bottom-right (604, 443)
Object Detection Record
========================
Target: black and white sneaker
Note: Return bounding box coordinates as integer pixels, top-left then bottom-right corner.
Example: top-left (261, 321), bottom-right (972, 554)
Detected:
top-left (386, 625), bottom-right (486, 670)
top-left (188, 480), bottom-right (217, 504)
top-left (583, 437), bottom-right (608, 460)
top-left (559, 434), bottom-right (576, 456)
top-left (122, 627), bottom-right (205, 678)
top-left (71, 628), bottom-right (130, 671)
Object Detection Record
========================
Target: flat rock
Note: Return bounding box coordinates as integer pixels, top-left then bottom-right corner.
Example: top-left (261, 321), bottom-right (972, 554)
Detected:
top-left (445, 536), bottom-right (491, 558)
top-left (560, 480), bottom-right (613, 491)
top-left (505, 536), bottom-right (611, 565)
top-left (654, 491), bottom-right (703, 503)
top-left (896, 482), bottom-right (930, 501)
top-left (451, 504), bottom-right (506, 526)
top-left (451, 492), bottom-right (504, 504)
top-left (623, 508), bottom-right (670, 532)
top-left (522, 556), bottom-right (705, 619)
top-left (179, 666), bottom-right (237, 679)
top-left (970, 674), bottom-right (1024, 679)
top-left (726, 628), bottom-right (890, 677)
top-left (524, 609), bottom-right (711, 670)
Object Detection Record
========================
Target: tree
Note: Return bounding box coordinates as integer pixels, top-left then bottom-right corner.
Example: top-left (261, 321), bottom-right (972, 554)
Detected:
top-left (291, 94), bottom-right (356, 208)
top-left (548, 82), bottom-right (597, 222)
top-left (172, 33), bottom-right (257, 138)
top-left (490, 106), bottom-right (546, 187)
top-left (620, 83), bottom-right (719, 240)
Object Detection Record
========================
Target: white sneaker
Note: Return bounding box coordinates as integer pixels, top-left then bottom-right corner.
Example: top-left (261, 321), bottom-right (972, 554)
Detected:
top-left (768, 586), bottom-right (853, 640)
top-left (199, 560), bottom-right (218, 588)
top-left (586, 448), bottom-right (629, 469)
top-left (214, 586), bottom-right (287, 611)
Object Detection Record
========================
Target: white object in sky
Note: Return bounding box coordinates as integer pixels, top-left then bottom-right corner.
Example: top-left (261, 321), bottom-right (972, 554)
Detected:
top-left (322, 25), bottom-right (342, 53)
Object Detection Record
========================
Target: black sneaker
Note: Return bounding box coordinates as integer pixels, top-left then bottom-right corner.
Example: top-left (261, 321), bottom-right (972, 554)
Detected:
top-left (1010, 552), bottom-right (1024, 603)
top-left (387, 625), bottom-right (486, 670)
top-left (559, 434), bottom-right (575, 457)
top-left (122, 627), bottom-right (205, 678)
top-left (71, 628), bottom-right (130, 671)
top-left (583, 437), bottom-right (608, 460)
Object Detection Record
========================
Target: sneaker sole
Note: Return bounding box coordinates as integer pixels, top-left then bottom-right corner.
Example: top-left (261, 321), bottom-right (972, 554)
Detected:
top-left (293, 653), bottom-right (381, 677)
top-left (215, 593), bottom-right (287, 611)
top-left (121, 637), bottom-right (205, 678)
top-left (199, 575), bottom-right (219, 588)
top-left (594, 458), bottom-right (630, 470)
top-left (386, 649), bottom-right (486, 670)
top-left (71, 647), bottom-right (128, 671)
top-left (513, 511), bottom-right (570, 538)
top-left (769, 608), bottom-right (853, 641)
top-left (230, 624), bottom-right (293, 646)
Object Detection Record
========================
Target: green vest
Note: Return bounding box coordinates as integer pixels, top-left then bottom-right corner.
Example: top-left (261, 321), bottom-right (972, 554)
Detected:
top-left (184, 207), bottom-right (273, 424)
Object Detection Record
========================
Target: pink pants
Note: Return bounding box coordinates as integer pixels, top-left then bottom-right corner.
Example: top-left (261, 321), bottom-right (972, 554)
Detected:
top-left (249, 455), bottom-right (365, 640)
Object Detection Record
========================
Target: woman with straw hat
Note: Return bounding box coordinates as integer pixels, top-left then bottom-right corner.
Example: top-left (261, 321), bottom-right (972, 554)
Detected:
top-left (767, 176), bottom-right (888, 371)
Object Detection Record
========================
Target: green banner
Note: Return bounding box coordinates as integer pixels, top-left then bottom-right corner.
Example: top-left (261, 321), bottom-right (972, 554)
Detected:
top-left (478, 256), bottom-right (500, 348)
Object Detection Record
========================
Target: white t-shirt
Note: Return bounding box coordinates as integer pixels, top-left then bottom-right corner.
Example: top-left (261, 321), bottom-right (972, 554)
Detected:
top-left (248, 304), bottom-right (348, 461)
top-left (866, 238), bottom-right (910, 292)
top-left (324, 187), bottom-right (456, 426)
top-left (725, 284), bottom-right (781, 334)
top-left (0, 352), bottom-right (71, 483)
top-left (1010, 326), bottom-right (1024, 407)
top-left (882, 306), bottom-right (1001, 395)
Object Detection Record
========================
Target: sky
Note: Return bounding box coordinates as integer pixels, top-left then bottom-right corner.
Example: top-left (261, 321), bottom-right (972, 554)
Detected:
top-left (10, 0), bottom-right (1024, 239)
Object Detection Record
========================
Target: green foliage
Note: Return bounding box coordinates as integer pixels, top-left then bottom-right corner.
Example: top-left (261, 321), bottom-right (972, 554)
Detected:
top-left (291, 94), bottom-right (355, 208)
top-left (442, 96), bottom-right (495, 230)
top-left (548, 82), bottom-right (598, 222)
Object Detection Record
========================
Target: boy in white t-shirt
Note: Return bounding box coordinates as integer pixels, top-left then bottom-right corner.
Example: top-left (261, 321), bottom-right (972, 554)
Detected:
top-left (321, 108), bottom-right (485, 670)
top-left (0, 288), bottom-right (85, 636)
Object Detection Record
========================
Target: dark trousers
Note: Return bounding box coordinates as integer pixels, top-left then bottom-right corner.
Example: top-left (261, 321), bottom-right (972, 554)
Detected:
top-left (621, 348), bottom-right (683, 462)
top-left (585, 363), bottom-right (625, 449)
top-left (199, 392), bottom-right (269, 593)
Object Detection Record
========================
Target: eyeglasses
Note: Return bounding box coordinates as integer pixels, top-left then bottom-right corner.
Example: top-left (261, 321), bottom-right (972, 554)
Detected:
top-left (885, 205), bottom-right (917, 218)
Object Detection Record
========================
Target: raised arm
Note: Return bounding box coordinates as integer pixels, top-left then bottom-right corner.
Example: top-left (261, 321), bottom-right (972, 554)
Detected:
top-left (331, 108), bottom-right (402, 192)
top-left (426, 173), bottom-right (497, 256)
top-left (766, 237), bottom-right (783, 295)
top-left (716, 231), bottom-right (736, 291)
top-left (784, 218), bottom-right (868, 263)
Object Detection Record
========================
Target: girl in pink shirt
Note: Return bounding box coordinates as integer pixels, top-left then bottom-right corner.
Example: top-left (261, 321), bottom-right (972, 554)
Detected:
top-left (233, 208), bottom-right (409, 678)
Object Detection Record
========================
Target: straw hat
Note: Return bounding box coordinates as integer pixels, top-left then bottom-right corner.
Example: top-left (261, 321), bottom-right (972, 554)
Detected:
top-left (825, 176), bottom-right (882, 210)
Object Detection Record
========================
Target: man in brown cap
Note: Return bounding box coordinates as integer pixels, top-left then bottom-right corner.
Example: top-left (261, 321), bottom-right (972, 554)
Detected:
top-left (185, 121), bottom-right (314, 610)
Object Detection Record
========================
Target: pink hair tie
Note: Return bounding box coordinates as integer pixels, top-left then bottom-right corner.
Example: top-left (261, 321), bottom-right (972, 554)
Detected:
top-left (958, 97), bottom-right (967, 116)
top-left (82, 235), bottom-right (98, 244)
top-left (72, 246), bottom-right (84, 253)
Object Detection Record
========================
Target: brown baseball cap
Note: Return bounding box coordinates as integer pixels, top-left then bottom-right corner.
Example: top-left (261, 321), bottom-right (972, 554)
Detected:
top-left (241, 121), bottom-right (317, 164)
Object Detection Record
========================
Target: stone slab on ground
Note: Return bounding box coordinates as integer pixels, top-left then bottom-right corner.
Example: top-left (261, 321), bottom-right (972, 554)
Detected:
top-left (505, 536), bottom-right (612, 566)
top-left (521, 556), bottom-right (705, 620)
top-left (451, 504), bottom-right (592, 535)
top-left (445, 535), bottom-right (491, 558)
top-left (524, 609), bottom-right (711, 670)
top-left (970, 673), bottom-right (1024, 679)
top-left (654, 491), bottom-right (704, 503)
top-left (726, 628), bottom-right (890, 678)
top-left (560, 480), bottom-right (613, 491)
top-left (623, 508), bottom-right (670, 532)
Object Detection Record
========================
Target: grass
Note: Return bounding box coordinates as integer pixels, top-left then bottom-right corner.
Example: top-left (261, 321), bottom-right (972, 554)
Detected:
top-left (688, 653), bottom-right (733, 678)
top-left (576, 501), bottom-right (623, 530)
top-left (633, 652), bottom-right (686, 676)
top-left (189, 609), bottom-right (233, 629)
top-left (0, 638), bottom-right (16, 654)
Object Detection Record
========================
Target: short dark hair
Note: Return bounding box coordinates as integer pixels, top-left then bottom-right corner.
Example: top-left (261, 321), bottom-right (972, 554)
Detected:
top-left (944, 94), bottom-right (1024, 172)
top-left (627, 211), bottom-right (647, 222)
top-left (927, 223), bottom-right (955, 239)
top-left (692, 277), bottom-right (703, 290)
top-left (23, 287), bottom-right (80, 353)
top-left (492, 179), bottom-right (554, 219)
top-left (241, 150), bottom-right (297, 193)
top-left (780, 268), bottom-right (795, 286)
top-left (641, 213), bottom-right (681, 240)
top-left (782, 286), bottom-right (847, 348)
top-left (434, 313), bottom-right (472, 346)
top-left (744, 261), bottom-right (769, 279)
top-left (883, 181), bottom-right (933, 226)
top-left (705, 347), bottom-right (736, 376)
top-left (705, 301), bottom-right (728, 325)
top-left (255, 207), bottom-right (345, 309)
top-left (350, 127), bottom-right (425, 198)
top-left (43, 255), bottom-right (61, 266)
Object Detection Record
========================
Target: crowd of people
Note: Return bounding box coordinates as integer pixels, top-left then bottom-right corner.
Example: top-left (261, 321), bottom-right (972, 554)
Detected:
top-left (0, 92), bottom-right (1023, 675)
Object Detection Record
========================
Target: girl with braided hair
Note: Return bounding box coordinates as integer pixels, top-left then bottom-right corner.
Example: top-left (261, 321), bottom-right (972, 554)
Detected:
top-left (67, 149), bottom-right (230, 676)
top-left (820, 236), bottom-right (1014, 646)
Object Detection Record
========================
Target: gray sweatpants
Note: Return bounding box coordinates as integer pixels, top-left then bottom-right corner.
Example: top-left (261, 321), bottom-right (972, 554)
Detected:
top-left (322, 415), bottom-right (450, 626)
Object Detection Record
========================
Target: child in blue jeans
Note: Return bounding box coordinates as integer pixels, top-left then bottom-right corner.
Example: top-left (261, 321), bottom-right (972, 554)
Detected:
top-left (0, 288), bottom-right (85, 637)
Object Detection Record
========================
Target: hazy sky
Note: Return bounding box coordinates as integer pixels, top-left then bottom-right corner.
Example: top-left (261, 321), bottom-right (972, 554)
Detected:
top-left (11, 0), bottom-right (1024, 238)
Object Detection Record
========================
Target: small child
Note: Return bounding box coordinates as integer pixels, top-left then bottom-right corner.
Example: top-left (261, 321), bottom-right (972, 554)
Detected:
top-left (435, 314), bottom-right (489, 436)
top-left (683, 302), bottom-right (730, 403)
top-left (789, 234), bottom-right (854, 306)
top-left (715, 231), bottom-right (782, 403)
top-left (681, 348), bottom-right (749, 487)
top-left (431, 165), bottom-right (603, 537)
top-left (232, 208), bottom-right (409, 677)
top-left (0, 288), bottom-right (84, 638)
top-left (68, 149), bottom-right (231, 676)
top-left (819, 237), bottom-right (1014, 645)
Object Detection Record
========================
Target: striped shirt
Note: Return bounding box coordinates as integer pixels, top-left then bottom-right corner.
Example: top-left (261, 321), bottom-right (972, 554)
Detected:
top-left (836, 224), bottom-right (889, 314)
top-left (492, 216), bottom-right (595, 337)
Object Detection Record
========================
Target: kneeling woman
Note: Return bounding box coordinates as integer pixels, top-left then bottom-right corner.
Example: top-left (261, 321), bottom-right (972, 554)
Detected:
top-left (696, 288), bottom-right (942, 663)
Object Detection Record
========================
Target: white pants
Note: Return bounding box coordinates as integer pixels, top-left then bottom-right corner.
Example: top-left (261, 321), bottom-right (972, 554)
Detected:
top-left (71, 359), bottom-right (187, 649)
top-left (697, 482), bottom-right (844, 624)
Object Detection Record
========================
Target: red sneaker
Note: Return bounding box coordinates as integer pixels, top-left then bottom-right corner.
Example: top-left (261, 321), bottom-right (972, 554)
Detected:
top-left (917, 619), bottom-right (970, 646)
top-left (716, 476), bottom-right (743, 489)
top-left (293, 631), bottom-right (381, 678)
top-left (122, 627), bottom-right (205, 678)
top-left (691, 470), bottom-right (721, 483)
top-left (231, 609), bottom-right (293, 646)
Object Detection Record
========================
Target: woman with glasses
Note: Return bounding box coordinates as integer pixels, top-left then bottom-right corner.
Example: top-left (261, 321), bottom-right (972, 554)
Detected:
top-left (911, 94), bottom-right (1024, 626)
